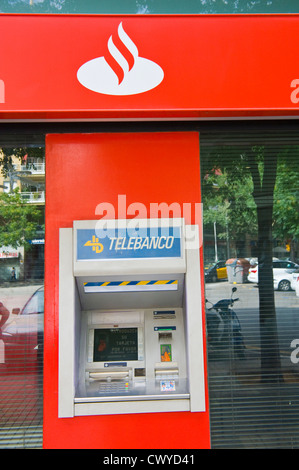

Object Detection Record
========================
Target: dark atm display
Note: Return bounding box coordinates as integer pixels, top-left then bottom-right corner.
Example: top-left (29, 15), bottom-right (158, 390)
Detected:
top-left (93, 328), bottom-right (138, 362)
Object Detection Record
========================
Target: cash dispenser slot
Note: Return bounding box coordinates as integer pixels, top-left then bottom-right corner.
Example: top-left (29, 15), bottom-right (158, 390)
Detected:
top-left (155, 365), bottom-right (179, 379)
top-left (88, 370), bottom-right (131, 381)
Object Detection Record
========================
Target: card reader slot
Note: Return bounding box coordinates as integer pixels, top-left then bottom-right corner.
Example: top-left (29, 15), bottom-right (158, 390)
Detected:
top-left (159, 332), bottom-right (172, 340)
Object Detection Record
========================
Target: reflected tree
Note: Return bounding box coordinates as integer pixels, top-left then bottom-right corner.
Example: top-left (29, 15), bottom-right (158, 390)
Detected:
top-left (0, 147), bottom-right (44, 249)
top-left (201, 134), bottom-right (299, 382)
top-left (247, 146), bottom-right (281, 382)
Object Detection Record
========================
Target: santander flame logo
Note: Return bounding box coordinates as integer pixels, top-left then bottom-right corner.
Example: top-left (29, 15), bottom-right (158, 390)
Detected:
top-left (77, 22), bottom-right (164, 96)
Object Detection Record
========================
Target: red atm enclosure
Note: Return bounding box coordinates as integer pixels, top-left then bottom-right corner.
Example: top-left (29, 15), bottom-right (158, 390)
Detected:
top-left (44, 132), bottom-right (210, 449)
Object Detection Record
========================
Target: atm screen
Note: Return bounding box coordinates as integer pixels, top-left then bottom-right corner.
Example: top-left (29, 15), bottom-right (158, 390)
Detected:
top-left (93, 327), bottom-right (138, 362)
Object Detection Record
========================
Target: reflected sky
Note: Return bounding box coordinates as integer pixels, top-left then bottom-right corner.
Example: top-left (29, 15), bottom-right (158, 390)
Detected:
top-left (0, 0), bottom-right (298, 14)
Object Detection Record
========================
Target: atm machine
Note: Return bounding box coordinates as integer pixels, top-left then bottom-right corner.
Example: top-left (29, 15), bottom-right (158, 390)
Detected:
top-left (58, 218), bottom-right (206, 417)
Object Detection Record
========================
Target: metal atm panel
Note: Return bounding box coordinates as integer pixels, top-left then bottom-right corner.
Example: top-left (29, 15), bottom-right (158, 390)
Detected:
top-left (58, 219), bottom-right (205, 417)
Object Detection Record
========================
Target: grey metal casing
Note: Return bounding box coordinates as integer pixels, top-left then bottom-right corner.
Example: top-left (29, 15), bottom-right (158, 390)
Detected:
top-left (58, 219), bottom-right (205, 417)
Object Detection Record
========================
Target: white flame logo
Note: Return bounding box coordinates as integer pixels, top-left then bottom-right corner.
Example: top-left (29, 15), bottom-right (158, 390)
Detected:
top-left (77, 22), bottom-right (164, 96)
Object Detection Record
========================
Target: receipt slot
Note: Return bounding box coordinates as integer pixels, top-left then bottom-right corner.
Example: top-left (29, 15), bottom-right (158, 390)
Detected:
top-left (58, 218), bottom-right (205, 417)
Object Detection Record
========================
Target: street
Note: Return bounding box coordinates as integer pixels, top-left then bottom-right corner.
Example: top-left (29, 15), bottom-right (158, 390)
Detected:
top-left (205, 280), bottom-right (299, 361)
top-left (205, 280), bottom-right (299, 449)
top-left (0, 283), bottom-right (44, 428)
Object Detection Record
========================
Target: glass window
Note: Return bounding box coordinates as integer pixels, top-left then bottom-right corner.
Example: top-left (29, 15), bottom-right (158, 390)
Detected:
top-left (0, 134), bottom-right (44, 449)
top-left (2, 123), bottom-right (299, 449)
top-left (201, 128), bottom-right (299, 448)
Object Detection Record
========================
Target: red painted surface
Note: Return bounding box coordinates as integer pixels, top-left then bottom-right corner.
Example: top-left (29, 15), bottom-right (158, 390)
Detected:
top-left (44, 132), bottom-right (210, 449)
top-left (1, 14), bottom-right (299, 119)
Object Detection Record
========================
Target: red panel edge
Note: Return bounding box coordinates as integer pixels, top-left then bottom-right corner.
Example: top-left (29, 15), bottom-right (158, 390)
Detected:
top-left (2, 109), bottom-right (299, 120)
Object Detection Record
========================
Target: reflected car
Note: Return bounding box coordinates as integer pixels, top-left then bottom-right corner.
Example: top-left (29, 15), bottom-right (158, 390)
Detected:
top-left (248, 260), bottom-right (299, 291)
top-left (291, 269), bottom-right (299, 291)
top-left (205, 261), bottom-right (227, 283)
top-left (1, 286), bottom-right (44, 370)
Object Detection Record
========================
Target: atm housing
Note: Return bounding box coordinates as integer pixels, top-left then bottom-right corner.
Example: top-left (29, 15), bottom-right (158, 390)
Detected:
top-left (58, 219), bottom-right (205, 417)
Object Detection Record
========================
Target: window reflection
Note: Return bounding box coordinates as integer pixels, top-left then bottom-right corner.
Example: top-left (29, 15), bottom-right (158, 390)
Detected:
top-left (0, 140), bottom-right (44, 447)
top-left (202, 131), bottom-right (299, 448)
